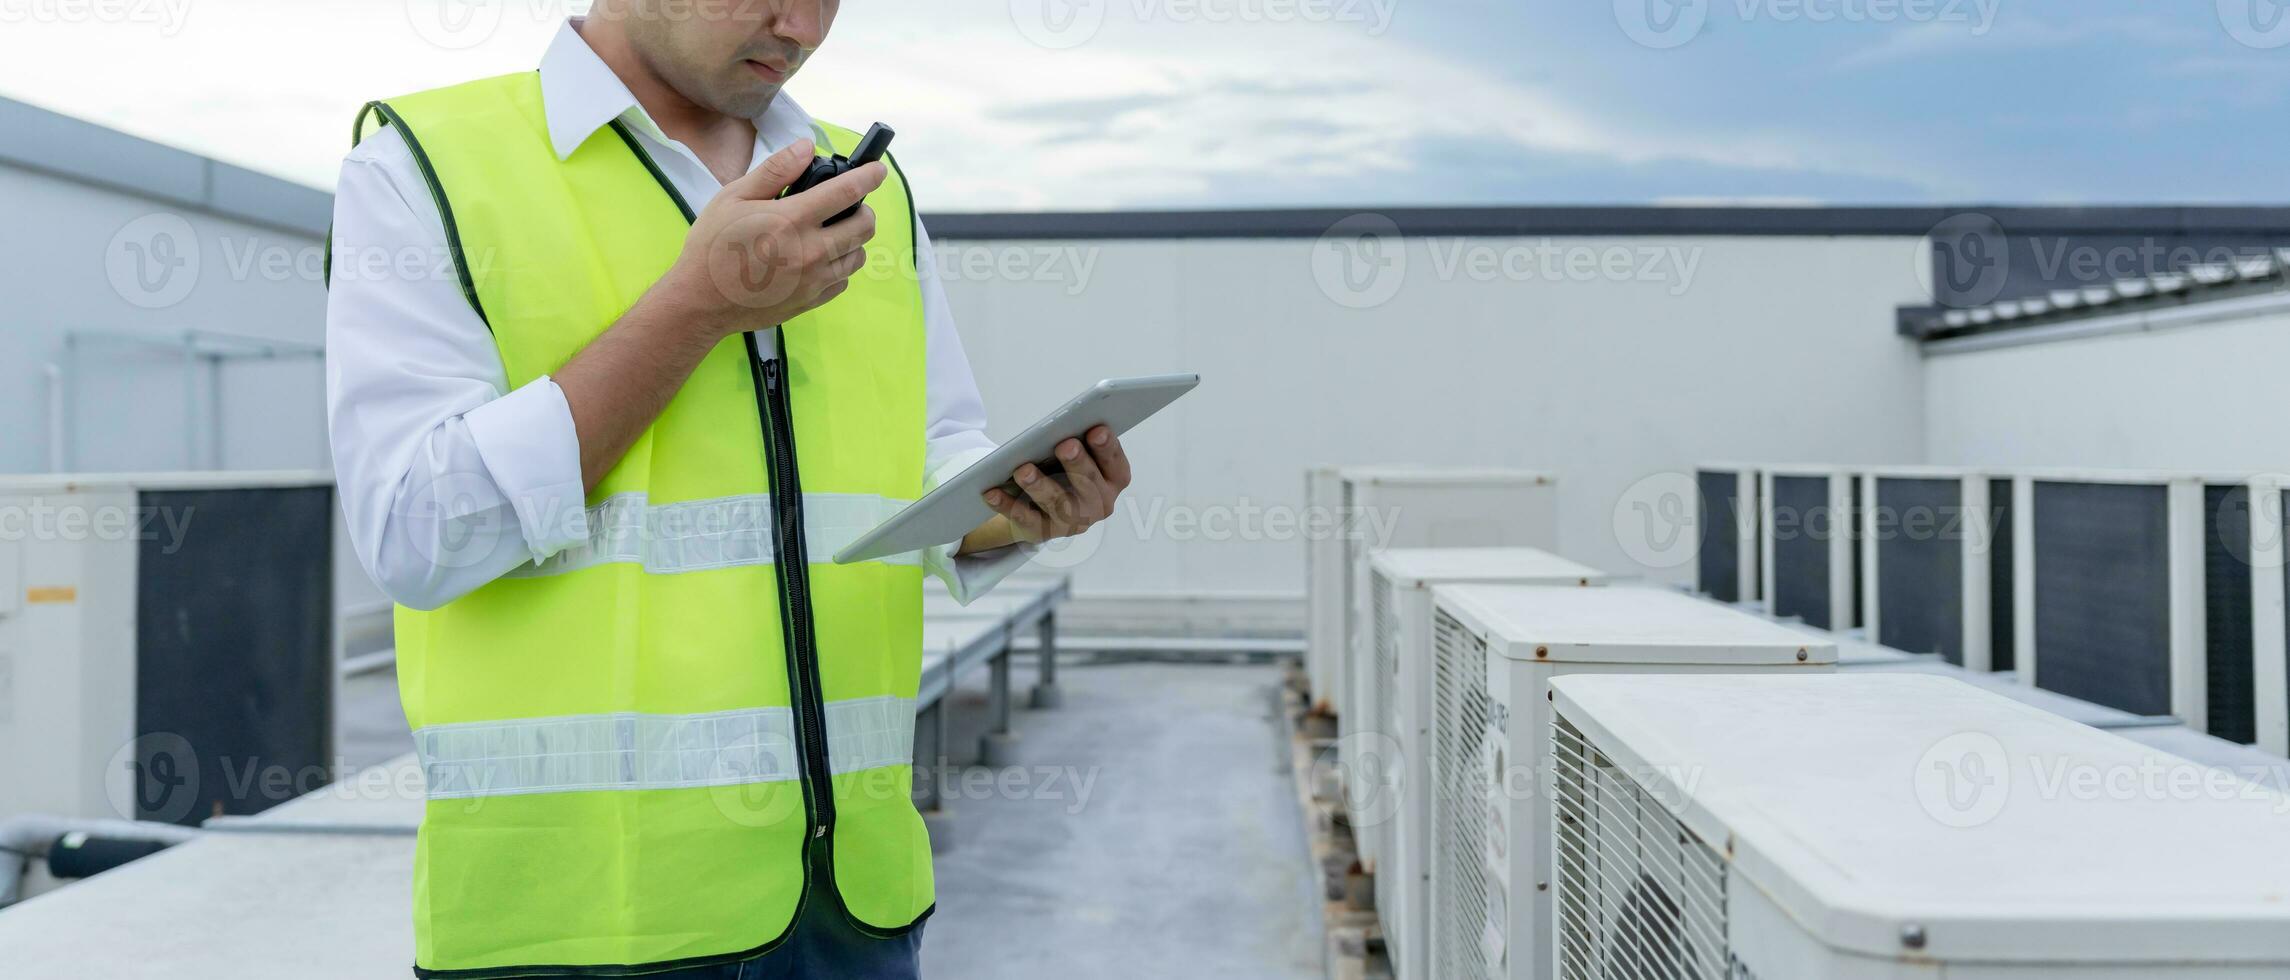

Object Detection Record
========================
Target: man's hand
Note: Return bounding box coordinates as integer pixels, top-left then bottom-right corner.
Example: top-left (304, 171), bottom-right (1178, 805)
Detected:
top-left (654, 139), bottom-right (887, 339)
top-left (965, 425), bottom-right (1132, 554)
top-left (555, 140), bottom-right (886, 491)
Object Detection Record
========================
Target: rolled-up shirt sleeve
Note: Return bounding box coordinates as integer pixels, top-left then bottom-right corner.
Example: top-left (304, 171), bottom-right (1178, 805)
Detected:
top-left (326, 125), bottom-right (592, 611)
top-left (914, 221), bottom-right (1035, 603)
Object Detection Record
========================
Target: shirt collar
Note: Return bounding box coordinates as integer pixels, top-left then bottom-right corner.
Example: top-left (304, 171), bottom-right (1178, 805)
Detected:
top-left (538, 18), bottom-right (829, 162)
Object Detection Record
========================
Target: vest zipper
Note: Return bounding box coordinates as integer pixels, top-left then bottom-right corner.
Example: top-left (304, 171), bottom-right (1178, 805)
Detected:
top-left (610, 119), bottom-right (927, 942)
top-left (745, 333), bottom-right (838, 844)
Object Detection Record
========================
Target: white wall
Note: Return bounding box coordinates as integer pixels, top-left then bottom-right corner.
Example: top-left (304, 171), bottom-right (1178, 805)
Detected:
top-left (0, 163), bottom-right (330, 475)
top-left (935, 233), bottom-right (1934, 603)
top-left (1925, 309), bottom-right (2290, 473)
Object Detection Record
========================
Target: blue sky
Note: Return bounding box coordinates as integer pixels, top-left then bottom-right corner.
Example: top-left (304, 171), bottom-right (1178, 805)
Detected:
top-left (0, 1), bottom-right (2280, 210)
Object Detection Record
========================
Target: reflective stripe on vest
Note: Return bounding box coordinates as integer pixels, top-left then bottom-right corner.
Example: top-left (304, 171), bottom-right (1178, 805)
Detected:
top-left (416, 695), bottom-right (917, 799)
top-left (355, 72), bottom-right (934, 976)
top-left (507, 491), bottom-right (922, 578)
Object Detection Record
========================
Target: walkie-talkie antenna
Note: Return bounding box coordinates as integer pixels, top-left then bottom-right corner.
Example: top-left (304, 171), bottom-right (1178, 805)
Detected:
top-left (848, 123), bottom-right (895, 167)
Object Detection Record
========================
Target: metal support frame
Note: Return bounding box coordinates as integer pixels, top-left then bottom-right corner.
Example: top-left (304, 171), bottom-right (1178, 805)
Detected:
top-left (57, 329), bottom-right (324, 472)
top-left (914, 700), bottom-right (949, 814)
top-left (1030, 609), bottom-right (1063, 708)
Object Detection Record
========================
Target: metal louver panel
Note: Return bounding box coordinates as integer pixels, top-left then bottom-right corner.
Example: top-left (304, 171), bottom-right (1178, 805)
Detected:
top-left (2031, 481), bottom-right (2172, 715)
top-left (1696, 470), bottom-right (1740, 602)
top-left (2206, 484), bottom-right (2257, 744)
top-left (1873, 477), bottom-right (1965, 663)
top-left (1371, 569), bottom-right (1401, 946)
top-left (1432, 608), bottom-right (1498, 980)
top-left (1553, 719), bottom-right (1731, 980)
top-left (1769, 475), bottom-right (1834, 630)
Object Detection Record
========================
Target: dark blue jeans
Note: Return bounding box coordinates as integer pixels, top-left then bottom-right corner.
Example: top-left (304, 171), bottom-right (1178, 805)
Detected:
top-left (642, 896), bottom-right (925, 980)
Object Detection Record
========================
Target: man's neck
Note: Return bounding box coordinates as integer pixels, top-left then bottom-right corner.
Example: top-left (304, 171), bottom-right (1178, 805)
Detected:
top-left (576, 18), bottom-right (758, 183)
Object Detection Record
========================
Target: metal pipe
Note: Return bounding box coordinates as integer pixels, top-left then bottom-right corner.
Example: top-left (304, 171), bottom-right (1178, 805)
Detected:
top-left (41, 362), bottom-right (64, 472)
top-left (0, 815), bottom-right (199, 906)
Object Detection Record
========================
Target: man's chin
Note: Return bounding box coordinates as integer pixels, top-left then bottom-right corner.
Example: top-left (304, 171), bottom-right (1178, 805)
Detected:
top-left (713, 83), bottom-right (782, 122)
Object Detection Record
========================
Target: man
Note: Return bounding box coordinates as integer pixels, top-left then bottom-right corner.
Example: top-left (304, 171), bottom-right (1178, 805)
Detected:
top-left (325, 2), bottom-right (1131, 976)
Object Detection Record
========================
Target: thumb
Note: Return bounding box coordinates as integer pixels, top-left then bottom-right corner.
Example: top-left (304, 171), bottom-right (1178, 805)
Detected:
top-left (725, 139), bottom-right (815, 201)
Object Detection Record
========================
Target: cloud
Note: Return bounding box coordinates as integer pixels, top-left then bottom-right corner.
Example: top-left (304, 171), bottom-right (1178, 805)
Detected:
top-left (1829, 13), bottom-right (2205, 71)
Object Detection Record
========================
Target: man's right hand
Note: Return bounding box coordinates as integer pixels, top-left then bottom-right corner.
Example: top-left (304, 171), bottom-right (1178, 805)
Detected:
top-left (658, 139), bottom-right (888, 337)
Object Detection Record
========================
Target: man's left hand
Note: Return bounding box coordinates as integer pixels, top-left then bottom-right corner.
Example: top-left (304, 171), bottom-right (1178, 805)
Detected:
top-left (969, 425), bottom-right (1130, 551)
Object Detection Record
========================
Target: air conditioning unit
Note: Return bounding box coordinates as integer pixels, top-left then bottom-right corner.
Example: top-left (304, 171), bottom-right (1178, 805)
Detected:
top-left (0, 472), bottom-right (339, 827)
top-left (1426, 584), bottom-right (1832, 980)
top-left (1549, 671), bottom-right (2290, 978)
top-left (1693, 464), bottom-right (1759, 605)
top-left (1332, 468), bottom-right (1559, 786)
top-left (1760, 465), bottom-right (1861, 632)
top-left (1357, 547), bottom-right (1610, 980)
top-left (1857, 467), bottom-right (2008, 670)
top-left (2012, 470), bottom-right (2259, 737)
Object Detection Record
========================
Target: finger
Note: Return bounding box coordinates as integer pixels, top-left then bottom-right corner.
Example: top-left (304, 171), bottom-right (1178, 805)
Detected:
top-left (817, 205), bottom-right (878, 260)
top-left (1054, 438), bottom-right (1110, 518)
top-left (1013, 462), bottom-right (1077, 527)
top-left (723, 140), bottom-right (815, 201)
top-left (817, 243), bottom-right (869, 284)
top-left (1085, 426), bottom-right (1132, 488)
top-left (792, 161), bottom-right (888, 224)
top-left (797, 278), bottom-right (851, 315)
top-left (984, 489), bottom-right (1049, 541)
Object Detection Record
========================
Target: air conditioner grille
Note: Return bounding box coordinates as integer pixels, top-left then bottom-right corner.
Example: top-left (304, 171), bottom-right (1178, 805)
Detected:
top-left (1553, 718), bottom-right (1730, 980)
top-left (1432, 608), bottom-right (1497, 980)
top-left (1370, 569), bottom-right (1400, 949)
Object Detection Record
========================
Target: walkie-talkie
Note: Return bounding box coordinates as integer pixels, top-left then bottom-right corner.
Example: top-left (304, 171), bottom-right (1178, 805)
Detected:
top-left (782, 123), bottom-right (893, 226)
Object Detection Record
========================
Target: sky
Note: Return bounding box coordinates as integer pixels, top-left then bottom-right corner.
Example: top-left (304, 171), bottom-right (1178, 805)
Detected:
top-left (0, 0), bottom-right (2284, 210)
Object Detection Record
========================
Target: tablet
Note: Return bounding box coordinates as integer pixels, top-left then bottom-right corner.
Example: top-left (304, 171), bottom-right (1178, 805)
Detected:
top-left (832, 373), bottom-right (1200, 564)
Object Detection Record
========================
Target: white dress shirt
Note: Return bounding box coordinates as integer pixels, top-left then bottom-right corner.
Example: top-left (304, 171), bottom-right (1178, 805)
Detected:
top-left (327, 20), bottom-right (1029, 612)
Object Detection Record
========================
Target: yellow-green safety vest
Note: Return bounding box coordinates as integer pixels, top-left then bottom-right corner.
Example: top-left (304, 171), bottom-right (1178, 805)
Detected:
top-left (347, 71), bottom-right (932, 977)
